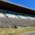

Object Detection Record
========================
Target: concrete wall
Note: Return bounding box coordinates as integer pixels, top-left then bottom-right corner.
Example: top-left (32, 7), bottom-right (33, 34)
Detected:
top-left (0, 17), bottom-right (35, 28)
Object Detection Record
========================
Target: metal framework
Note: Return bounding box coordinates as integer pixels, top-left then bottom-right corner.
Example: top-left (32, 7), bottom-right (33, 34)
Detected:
top-left (0, 1), bottom-right (35, 17)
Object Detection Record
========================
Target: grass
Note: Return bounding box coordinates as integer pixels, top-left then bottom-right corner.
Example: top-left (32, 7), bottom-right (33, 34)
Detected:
top-left (0, 26), bottom-right (35, 35)
top-left (0, 28), bottom-right (15, 35)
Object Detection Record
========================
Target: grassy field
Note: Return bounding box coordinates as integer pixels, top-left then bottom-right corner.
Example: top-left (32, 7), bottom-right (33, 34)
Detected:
top-left (0, 26), bottom-right (35, 35)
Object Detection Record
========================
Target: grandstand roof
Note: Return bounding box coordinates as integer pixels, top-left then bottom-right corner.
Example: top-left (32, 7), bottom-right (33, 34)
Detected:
top-left (0, 1), bottom-right (35, 17)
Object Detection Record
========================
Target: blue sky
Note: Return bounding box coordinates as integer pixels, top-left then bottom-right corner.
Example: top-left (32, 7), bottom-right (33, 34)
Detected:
top-left (8, 0), bottom-right (35, 10)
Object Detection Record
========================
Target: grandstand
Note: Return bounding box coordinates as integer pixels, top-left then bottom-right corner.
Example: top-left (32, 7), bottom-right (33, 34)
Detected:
top-left (0, 0), bottom-right (35, 28)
